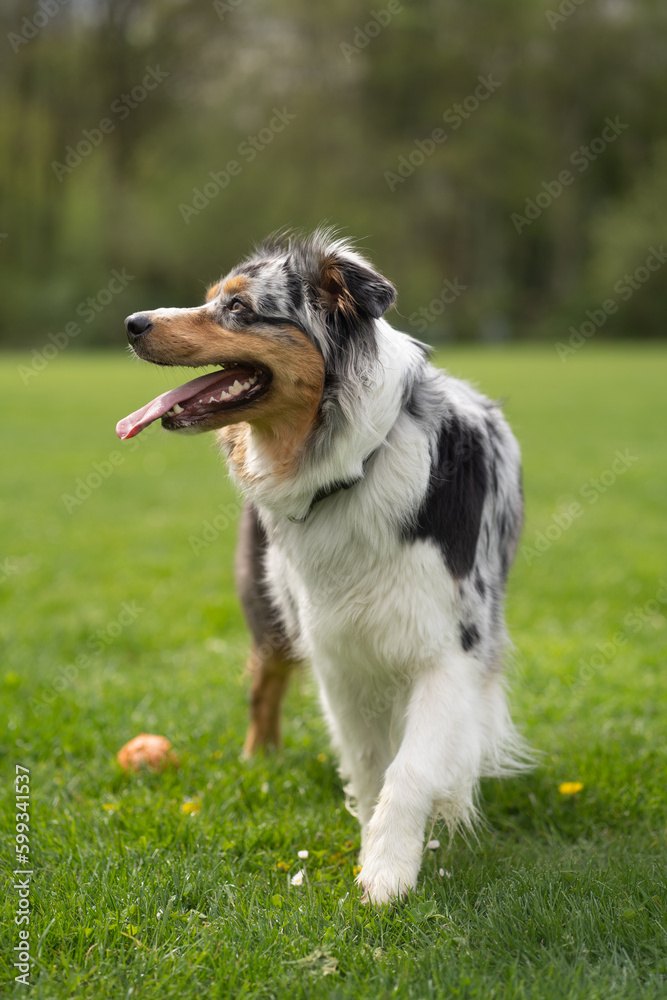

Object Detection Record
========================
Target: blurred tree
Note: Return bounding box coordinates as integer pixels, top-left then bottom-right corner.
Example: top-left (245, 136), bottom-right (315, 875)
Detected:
top-left (0, 0), bottom-right (666, 347)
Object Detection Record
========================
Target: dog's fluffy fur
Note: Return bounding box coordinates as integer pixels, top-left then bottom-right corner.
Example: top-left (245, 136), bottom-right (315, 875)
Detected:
top-left (119, 228), bottom-right (530, 904)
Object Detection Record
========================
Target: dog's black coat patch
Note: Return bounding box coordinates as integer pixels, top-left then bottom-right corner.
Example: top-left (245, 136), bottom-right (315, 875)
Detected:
top-left (285, 270), bottom-right (304, 310)
top-left (405, 414), bottom-right (488, 579)
top-left (460, 622), bottom-right (480, 652)
top-left (260, 293), bottom-right (278, 313)
top-left (475, 572), bottom-right (486, 599)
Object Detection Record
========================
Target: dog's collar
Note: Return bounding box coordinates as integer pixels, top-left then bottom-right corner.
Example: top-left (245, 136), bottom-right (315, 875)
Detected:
top-left (287, 449), bottom-right (378, 524)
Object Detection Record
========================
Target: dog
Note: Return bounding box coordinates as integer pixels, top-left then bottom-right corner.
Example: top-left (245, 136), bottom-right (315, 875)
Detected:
top-left (116, 228), bottom-right (529, 904)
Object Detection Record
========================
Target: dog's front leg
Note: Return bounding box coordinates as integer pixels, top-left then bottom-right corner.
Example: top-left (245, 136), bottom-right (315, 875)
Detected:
top-left (358, 659), bottom-right (483, 905)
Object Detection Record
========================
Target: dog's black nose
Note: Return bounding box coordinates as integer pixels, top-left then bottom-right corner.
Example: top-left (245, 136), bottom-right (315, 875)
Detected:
top-left (125, 313), bottom-right (153, 340)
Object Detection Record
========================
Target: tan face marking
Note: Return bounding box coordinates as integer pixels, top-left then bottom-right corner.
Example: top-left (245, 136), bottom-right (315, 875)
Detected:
top-left (205, 281), bottom-right (221, 303)
top-left (134, 307), bottom-right (325, 480)
top-left (222, 275), bottom-right (249, 297)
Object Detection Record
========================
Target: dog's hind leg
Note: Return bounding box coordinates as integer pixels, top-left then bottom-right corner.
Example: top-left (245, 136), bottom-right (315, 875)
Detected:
top-left (242, 639), bottom-right (297, 755)
top-left (235, 502), bottom-right (298, 754)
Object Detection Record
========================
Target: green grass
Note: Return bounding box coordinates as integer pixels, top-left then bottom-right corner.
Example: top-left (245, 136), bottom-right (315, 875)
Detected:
top-left (1, 345), bottom-right (666, 999)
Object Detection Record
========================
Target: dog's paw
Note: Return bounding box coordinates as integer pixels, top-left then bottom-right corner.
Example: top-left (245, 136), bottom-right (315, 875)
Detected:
top-left (356, 859), bottom-right (416, 906)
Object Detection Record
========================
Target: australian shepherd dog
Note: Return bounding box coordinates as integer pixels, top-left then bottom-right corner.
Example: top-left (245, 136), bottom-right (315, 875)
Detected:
top-left (117, 228), bottom-right (529, 904)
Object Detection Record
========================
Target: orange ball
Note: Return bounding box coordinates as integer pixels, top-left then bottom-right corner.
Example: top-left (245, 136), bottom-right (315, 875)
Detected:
top-left (116, 733), bottom-right (179, 773)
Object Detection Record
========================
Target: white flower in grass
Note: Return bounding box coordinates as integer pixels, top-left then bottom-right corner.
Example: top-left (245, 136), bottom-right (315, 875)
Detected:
top-left (297, 849), bottom-right (309, 860)
top-left (291, 869), bottom-right (305, 886)
top-left (427, 839), bottom-right (440, 850)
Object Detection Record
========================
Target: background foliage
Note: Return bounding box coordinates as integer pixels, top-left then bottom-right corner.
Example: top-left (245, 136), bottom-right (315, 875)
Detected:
top-left (2, 0), bottom-right (667, 348)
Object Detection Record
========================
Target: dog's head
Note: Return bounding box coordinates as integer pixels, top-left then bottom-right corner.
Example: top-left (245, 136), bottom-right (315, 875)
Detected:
top-left (116, 229), bottom-right (396, 441)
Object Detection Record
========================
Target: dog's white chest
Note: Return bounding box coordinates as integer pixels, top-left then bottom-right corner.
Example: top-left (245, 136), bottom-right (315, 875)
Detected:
top-left (265, 501), bottom-right (458, 677)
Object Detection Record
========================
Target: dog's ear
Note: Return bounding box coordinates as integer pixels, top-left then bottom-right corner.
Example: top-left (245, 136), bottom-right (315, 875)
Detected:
top-left (318, 254), bottom-right (396, 320)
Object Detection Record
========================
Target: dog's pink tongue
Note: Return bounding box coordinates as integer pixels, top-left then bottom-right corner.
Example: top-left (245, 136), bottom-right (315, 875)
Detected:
top-left (116, 370), bottom-right (228, 440)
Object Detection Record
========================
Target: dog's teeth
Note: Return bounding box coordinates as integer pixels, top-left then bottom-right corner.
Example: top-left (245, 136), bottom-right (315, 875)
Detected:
top-left (229, 380), bottom-right (243, 396)
top-left (209, 396), bottom-right (217, 403)
top-left (248, 375), bottom-right (257, 385)
top-left (240, 380), bottom-right (251, 390)
top-left (220, 390), bottom-right (231, 401)
top-left (172, 403), bottom-right (184, 414)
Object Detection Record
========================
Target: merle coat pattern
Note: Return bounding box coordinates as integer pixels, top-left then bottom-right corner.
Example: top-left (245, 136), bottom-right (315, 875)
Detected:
top-left (118, 228), bottom-right (530, 904)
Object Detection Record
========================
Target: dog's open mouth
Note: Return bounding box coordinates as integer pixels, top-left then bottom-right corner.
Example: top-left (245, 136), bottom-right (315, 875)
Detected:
top-left (116, 363), bottom-right (271, 440)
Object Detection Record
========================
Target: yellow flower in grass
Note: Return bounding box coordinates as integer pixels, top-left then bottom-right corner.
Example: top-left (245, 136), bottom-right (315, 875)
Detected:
top-left (353, 864), bottom-right (362, 877)
top-left (558, 781), bottom-right (584, 795)
top-left (276, 860), bottom-right (291, 872)
top-left (181, 798), bottom-right (201, 815)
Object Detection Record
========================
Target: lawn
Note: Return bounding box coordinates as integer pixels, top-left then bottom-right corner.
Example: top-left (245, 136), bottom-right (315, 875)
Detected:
top-left (1, 344), bottom-right (666, 999)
